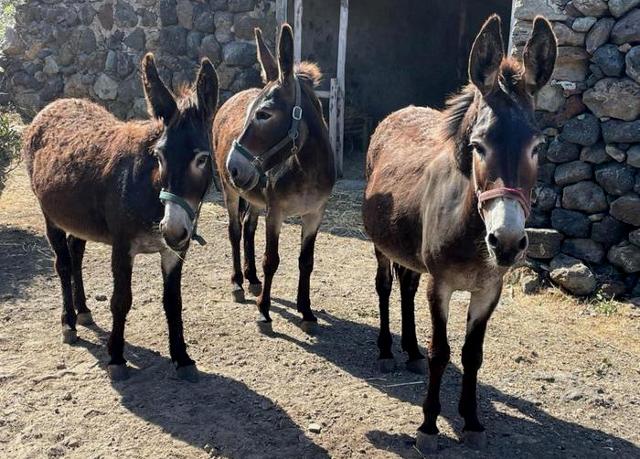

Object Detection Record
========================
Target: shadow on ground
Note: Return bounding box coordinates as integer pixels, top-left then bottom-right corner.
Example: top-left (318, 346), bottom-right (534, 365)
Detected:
top-left (269, 297), bottom-right (639, 458)
top-left (75, 324), bottom-right (329, 459)
top-left (0, 224), bottom-right (51, 300)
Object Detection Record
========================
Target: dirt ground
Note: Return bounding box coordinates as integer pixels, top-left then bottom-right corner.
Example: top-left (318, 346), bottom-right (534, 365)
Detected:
top-left (1, 164), bottom-right (640, 459)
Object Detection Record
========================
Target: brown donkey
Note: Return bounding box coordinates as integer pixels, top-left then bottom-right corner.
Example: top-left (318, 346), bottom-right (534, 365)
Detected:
top-left (23, 54), bottom-right (219, 382)
top-left (214, 25), bottom-right (335, 334)
top-left (363, 16), bottom-right (556, 452)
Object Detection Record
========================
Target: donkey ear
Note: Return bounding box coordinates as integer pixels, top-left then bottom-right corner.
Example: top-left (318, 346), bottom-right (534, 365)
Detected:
top-left (469, 15), bottom-right (505, 95)
top-left (523, 16), bottom-right (557, 94)
top-left (141, 53), bottom-right (177, 122)
top-left (195, 58), bottom-right (219, 122)
top-left (255, 28), bottom-right (278, 83)
top-left (277, 23), bottom-right (295, 83)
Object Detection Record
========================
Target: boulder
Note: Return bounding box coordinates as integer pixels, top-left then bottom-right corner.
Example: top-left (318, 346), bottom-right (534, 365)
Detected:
top-left (629, 228), bottom-right (640, 246)
top-left (159, 26), bottom-right (188, 56)
top-left (560, 114), bottom-right (600, 146)
top-left (562, 238), bottom-right (605, 264)
top-left (611, 8), bottom-right (640, 44)
top-left (591, 44), bottom-right (625, 77)
top-left (535, 84), bottom-right (565, 112)
top-left (214, 12), bottom-right (233, 44)
top-left (583, 78), bottom-right (640, 121)
top-left (626, 46), bottom-right (640, 84)
top-left (592, 215), bottom-right (627, 246)
top-left (534, 185), bottom-right (557, 211)
top-left (586, 18), bottom-right (615, 55)
top-left (602, 120), bottom-right (640, 143)
top-left (223, 42), bottom-right (257, 67)
top-left (609, 0), bottom-right (640, 17)
top-left (608, 242), bottom-right (640, 273)
top-left (538, 163), bottom-right (557, 185)
top-left (513, 0), bottom-right (568, 20)
top-left (553, 23), bottom-right (585, 47)
top-left (550, 254), bottom-right (597, 295)
top-left (526, 228), bottom-right (564, 259)
top-left (160, 0), bottom-right (178, 26)
top-left (93, 73), bottom-right (118, 100)
top-left (610, 194), bottom-right (640, 225)
top-left (572, 0), bottom-right (609, 16)
top-left (595, 162), bottom-right (636, 194)
top-left (200, 35), bottom-right (222, 65)
top-left (572, 16), bottom-right (597, 32)
top-left (606, 144), bottom-right (627, 162)
top-left (554, 160), bottom-right (593, 185)
top-left (176, 0), bottom-right (193, 29)
top-left (547, 139), bottom-right (580, 163)
top-left (193, 4), bottom-right (215, 33)
top-left (553, 46), bottom-right (590, 81)
top-left (228, 0), bottom-right (256, 13)
top-left (562, 181), bottom-right (608, 213)
top-left (627, 145), bottom-right (640, 167)
top-left (124, 28), bottom-right (146, 51)
top-left (551, 208), bottom-right (592, 237)
top-left (580, 143), bottom-right (609, 163)
top-left (114, 0), bottom-right (138, 28)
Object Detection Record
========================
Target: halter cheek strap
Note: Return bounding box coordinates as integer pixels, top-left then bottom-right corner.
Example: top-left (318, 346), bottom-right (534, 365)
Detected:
top-left (476, 187), bottom-right (531, 220)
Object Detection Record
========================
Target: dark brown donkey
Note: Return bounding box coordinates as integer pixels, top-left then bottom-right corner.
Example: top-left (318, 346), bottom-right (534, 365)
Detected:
top-left (363, 16), bottom-right (556, 453)
top-left (214, 25), bottom-right (335, 334)
top-left (23, 54), bottom-right (219, 382)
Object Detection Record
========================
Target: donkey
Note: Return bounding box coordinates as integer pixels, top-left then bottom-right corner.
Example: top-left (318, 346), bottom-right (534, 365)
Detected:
top-left (22, 54), bottom-right (219, 382)
top-left (214, 25), bottom-right (335, 334)
top-left (363, 16), bottom-right (556, 452)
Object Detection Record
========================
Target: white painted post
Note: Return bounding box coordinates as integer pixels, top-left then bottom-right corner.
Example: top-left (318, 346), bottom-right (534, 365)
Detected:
top-left (335, 0), bottom-right (349, 178)
top-left (293, 0), bottom-right (303, 65)
top-left (329, 78), bottom-right (339, 163)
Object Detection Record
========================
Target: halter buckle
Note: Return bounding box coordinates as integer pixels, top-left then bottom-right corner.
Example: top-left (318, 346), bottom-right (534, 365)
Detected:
top-left (292, 105), bottom-right (303, 121)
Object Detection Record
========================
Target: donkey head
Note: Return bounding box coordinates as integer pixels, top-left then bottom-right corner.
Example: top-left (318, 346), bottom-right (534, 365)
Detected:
top-left (226, 24), bottom-right (312, 191)
top-left (142, 53), bottom-right (219, 250)
top-left (468, 15), bottom-right (556, 267)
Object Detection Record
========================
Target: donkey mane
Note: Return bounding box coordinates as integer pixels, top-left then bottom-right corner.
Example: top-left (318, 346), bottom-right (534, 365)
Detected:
top-left (295, 61), bottom-right (322, 88)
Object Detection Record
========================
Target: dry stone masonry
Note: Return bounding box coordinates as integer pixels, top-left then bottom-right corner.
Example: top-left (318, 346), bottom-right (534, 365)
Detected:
top-left (513, 0), bottom-right (640, 297)
top-left (1, 0), bottom-right (276, 119)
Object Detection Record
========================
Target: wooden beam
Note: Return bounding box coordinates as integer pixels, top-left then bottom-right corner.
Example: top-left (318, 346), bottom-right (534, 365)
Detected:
top-left (293, 0), bottom-right (303, 65)
top-left (335, 0), bottom-right (349, 178)
top-left (276, 0), bottom-right (287, 26)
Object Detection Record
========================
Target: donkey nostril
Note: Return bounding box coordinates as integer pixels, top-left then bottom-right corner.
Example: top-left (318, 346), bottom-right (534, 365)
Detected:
top-left (487, 233), bottom-right (498, 249)
top-left (519, 235), bottom-right (528, 251)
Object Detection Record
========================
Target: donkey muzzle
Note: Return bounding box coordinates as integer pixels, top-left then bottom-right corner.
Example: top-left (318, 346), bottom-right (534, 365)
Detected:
top-left (226, 144), bottom-right (261, 191)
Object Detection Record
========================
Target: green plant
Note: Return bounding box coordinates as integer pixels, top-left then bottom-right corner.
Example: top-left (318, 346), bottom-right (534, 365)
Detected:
top-left (0, 111), bottom-right (21, 195)
top-left (0, 0), bottom-right (19, 42)
top-left (590, 292), bottom-right (619, 317)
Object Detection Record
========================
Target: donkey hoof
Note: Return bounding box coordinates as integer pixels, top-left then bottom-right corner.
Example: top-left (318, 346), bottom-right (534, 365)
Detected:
top-left (176, 364), bottom-right (199, 383)
top-left (377, 358), bottom-right (396, 373)
top-left (76, 312), bottom-right (94, 326)
top-left (231, 287), bottom-right (245, 303)
top-left (415, 431), bottom-right (439, 455)
top-left (256, 319), bottom-right (273, 335)
top-left (406, 358), bottom-right (427, 375)
top-left (300, 320), bottom-right (318, 335)
top-left (248, 283), bottom-right (262, 296)
top-left (62, 327), bottom-right (78, 344)
top-left (463, 430), bottom-right (487, 450)
top-left (107, 364), bottom-right (129, 381)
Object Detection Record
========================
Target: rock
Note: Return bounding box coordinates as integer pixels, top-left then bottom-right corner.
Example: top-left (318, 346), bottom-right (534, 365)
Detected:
top-left (554, 23), bottom-right (585, 47)
top-left (200, 35), bottom-right (222, 64)
top-left (308, 422), bottom-right (322, 434)
top-left (234, 13), bottom-right (268, 41)
top-left (551, 208), bottom-right (592, 237)
top-left (592, 215), bottom-right (627, 246)
top-left (550, 254), bottom-right (597, 295)
top-left (608, 242), bottom-right (640, 273)
top-left (160, 0), bottom-right (178, 26)
top-left (114, 0), bottom-right (138, 28)
top-left (159, 25), bottom-right (188, 56)
top-left (176, 0), bottom-right (193, 29)
top-left (553, 46), bottom-right (590, 81)
top-left (609, 0), bottom-right (640, 17)
top-left (2, 27), bottom-right (25, 56)
top-left (193, 4), bottom-right (214, 33)
top-left (572, 17), bottom-right (597, 32)
top-left (554, 160), bottom-right (593, 185)
top-left (97, 3), bottom-right (114, 29)
top-left (562, 238), bottom-right (605, 263)
top-left (586, 18), bottom-right (615, 55)
top-left (595, 162), bottom-right (636, 194)
top-left (547, 139), bottom-right (580, 163)
top-left (592, 45), bottom-right (625, 77)
top-left (186, 31), bottom-right (204, 59)
top-left (560, 114), bottom-right (600, 146)
top-left (535, 185), bottom-right (557, 211)
top-left (526, 228), bottom-right (564, 259)
top-left (93, 74), bottom-right (118, 100)
top-left (580, 143), bottom-right (609, 164)
top-left (626, 46), bottom-right (640, 84)
top-left (572, 0), bottom-right (609, 17)
top-left (124, 28), bottom-right (146, 51)
top-left (602, 120), bottom-right (640, 143)
top-left (223, 42), bottom-right (256, 67)
top-left (43, 56), bottom-right (59, 75)
top-left (538, 163), bottom-right (557, 185)
top-left (627, 145), bottom-right (640, 167)
top-left (521, 272), bottom-right (542, 294)
top-left (562, 181), bottom-right (608, 213)
top-left (610, 195), bottom-right (640, 225)
top-left (214, 12), bottom-right (233, 44)
top-left (513, 0), bottom-right (569, 20)
top-left (606, 144), bottom-right (627, 162)
top-left (630, 229), bottom-right (640, 246)
top-left (583, 78), bottom-right (640, 121)
top-left (536, 84), bottom-right (565, 112)
top-left (611, 9), bottom-right (640, 44)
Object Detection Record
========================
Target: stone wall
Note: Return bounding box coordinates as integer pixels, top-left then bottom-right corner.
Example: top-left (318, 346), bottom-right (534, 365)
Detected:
top-left (1, 0), bottom-right (276, 119)
top-left (512, 0), bottom-right (640, 297)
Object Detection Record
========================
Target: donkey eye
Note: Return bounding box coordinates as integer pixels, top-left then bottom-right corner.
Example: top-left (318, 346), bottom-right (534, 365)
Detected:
top-left (256, 110), bottom-right (272, 121)
top-left (195, 155), bottom-right (209, 169)
top-left (471, 143), bottom-right (486, 156)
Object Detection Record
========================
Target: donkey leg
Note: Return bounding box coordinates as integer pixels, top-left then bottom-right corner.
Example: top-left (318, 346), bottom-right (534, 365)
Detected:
top-left (67, 235), bottom-right (93, 326)
top-left (374, 248), bottom-right (394, 373)
top-left (416, 276), bottom-right (452, 454)
top-left (225, 191), bottom-right (245, 302)
top-left (458, 284), bottom-right (501, 450)
top-left (255, 208), bottom-right (283, 333)
top-left (397, 266), bottom-right (425, 374)
top-left (296, 211), bottom-right (323, 332)
top-left (161, 250), bottom-right (198, 382)
top-left (45, 219), bottom-right (77, 344)
top-left (107, 243), bottom-right (133, 380)
top-left (242, 205), bottom-right (262, 296)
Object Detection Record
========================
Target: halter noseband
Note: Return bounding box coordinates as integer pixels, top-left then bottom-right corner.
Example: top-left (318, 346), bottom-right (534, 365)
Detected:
top-left (476, 187), bottom-right (531, 220)
top-left (232, 76), bottom-right (303, 188)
